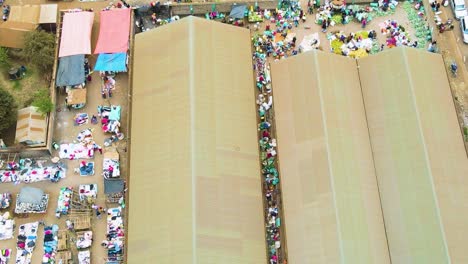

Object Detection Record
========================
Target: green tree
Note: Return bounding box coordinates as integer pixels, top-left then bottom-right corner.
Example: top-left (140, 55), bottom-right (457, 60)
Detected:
top-left (0, 47), bottom-right (10, 69)
top-left (22, 30), bottom-right (55, 80)
top-left (32, 88), bottom-right (54, 115)
top-left (0, 88), bottom-right (17, 132)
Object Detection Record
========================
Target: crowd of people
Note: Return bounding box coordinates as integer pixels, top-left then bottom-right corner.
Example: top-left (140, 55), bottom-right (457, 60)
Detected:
top-left (251, 1), bottom-right (309, 263)
top-left (252, 1), bottom-right (306, 62)
top-left (381, 20), bottom-right (419, 48)
top-left (330, 30), bottom-right (379, 57)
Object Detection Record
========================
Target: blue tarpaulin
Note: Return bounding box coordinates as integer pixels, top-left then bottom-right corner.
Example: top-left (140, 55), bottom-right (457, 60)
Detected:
top-left (94, 53), bottom-right (127, 72)
top-left (56, 55), bottom-right (85, 87)
top-left (230, 5), bottom-right (246, 19)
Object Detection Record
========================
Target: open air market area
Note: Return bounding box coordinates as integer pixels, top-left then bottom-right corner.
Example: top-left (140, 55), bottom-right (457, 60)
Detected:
top-left (0, 0), bottom-right (467, 263)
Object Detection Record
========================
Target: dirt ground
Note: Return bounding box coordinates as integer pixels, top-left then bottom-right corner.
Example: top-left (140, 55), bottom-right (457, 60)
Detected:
top-left (0, 1), bottom-right (129, 263)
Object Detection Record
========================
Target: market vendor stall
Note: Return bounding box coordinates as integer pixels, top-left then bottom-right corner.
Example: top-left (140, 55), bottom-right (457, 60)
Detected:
top-left (15, 187), bottom-right (48, 214)
top-left (4, 162), bottom-right (19, 170)
top-left (379, 19), bottom-right (419, 48)
top-left (103, 150), bottom-right (120, 179)
top-left (42, 225), bottom-right (59, 264)
top-left (98, 105), bottom-right (121, 135)
top-left (79, 184), bottom-right (97, 204)
top-left (248, 8), bottom-right (263, 23)
top-left (0, 165), bottom-right (65, 184)
top-left (20, 166), bottom-right (65, 184)
top-left (59, 144), bottom-right (93, 160)
top-left (0, 249), bottom-right (11, 264)
top-left (0, 212), bottom-right (14, 241)
top-left (76, 231), bottom-right (93, 249)
top-left (56, 187), bottom-right (73, 217)
top-left (79, 161), bottom-right (95, 176)
top-left (66, 86), bottom-right (87, 109)
top-left (104, 179), bottom-right (124, 204)
top-left (78, 250), bottom-right (90, 264)
top-left (94, 53), bottom-right (127, 72)
top-left (56, 55), bottom-right (86, 88)
top-left (105, 207), bottom-right (124, 263)
top-left (74, 113), bottom-right (89, 126)
top-left (0, 171), bottom-right (18, 184)
top-left (0, 193), bottom-right (11, 209)
top-left (330, 30), bottom-right (378, 58)
top-left (299, 33), bottom-right (320, 53)
top-left (15, 222), bottom-right (39, 264)
top-left (59, 129), bottom-right (98, 160)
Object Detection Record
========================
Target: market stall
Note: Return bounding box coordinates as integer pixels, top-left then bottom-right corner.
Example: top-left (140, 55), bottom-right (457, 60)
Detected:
top-left (0, 193), bottom-right (11, 209)
top-left (56, 187), bottom-right (73, 217)
top-left (59, 129), bottom-right (98, 160)
top-left (78, 250), bottom-right (90, 264)
top-left (59, 143), bottom-right (93, 160)
top-left (74, 113), bottom-right (89, 126)
top-left (79, 184), bottom-right (97, 204)
top-left (42, 225), bottom-right (59, 264)
top-left (0, 165), bottom-right (66, 184)
top-left (79, 161), bottom-right (95, 176)
top-left (103, 150), bottom-right (120, 179)
top-left (56, 54), bottom-right (86, 88)
top-left (299, 33), bottom-right (320, 53)
top-left (65, 86), bottom-right (87, 109)
top-left (58, 11), bottom-right (94, 58)
top-left (0, 212), bottom-right (14, 241)
top-left (104, 179), bottom-right (124, 204)
top-left (94, 53), bottom-right (128, 73)
top-left (0, 171), bottom-right (18, 184)
top-left (15, 222), bottom-right (39, 264)
top-left (379, 19), bottom-right (419, 48)
top-left (0, 249), bottom-right (11, 264)
top-left (15, 187), bottom-right (49, 214)
top-left (94, 8), bottom-right (131, 54)
top-left (98, 105), bottom-right (121, 134)
top-left (105, 207), bottom-right (124, 263)
top-left (20, 166), bottom-right (65, 184)
top-left (76, 231), bottom-right (93, 249)
top-left (330, 30), bottom-right (378, 58)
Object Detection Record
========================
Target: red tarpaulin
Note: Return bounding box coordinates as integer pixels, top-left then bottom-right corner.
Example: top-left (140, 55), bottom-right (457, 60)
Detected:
top-left (94, 9), bottom-right (131, 54)
top-left (58, 12), bottom-right (94, 57)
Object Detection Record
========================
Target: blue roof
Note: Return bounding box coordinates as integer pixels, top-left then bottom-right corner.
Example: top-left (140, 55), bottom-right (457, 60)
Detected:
top-left (94, 53), bottom-right (127, 72)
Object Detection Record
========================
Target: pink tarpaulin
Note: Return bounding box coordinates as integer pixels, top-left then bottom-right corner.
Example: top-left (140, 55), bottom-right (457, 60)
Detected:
top-left (94, 9), bottom-right (131, 54)
top-left (58, 12), bottom-right (94, 57)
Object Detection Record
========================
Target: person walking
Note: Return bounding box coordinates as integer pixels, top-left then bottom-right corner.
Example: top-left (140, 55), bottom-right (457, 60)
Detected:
top-left (308, 0), bottom-right (314, 14)
top-left (321, 19), bottom-right (327, 32)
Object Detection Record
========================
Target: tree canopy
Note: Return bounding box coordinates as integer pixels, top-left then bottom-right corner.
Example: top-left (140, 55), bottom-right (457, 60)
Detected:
top-left (0, 88), bottom-right (17, 132)
top-left (0, 47), bottom-right (10, 69)
top-left (22, 30), bottom-right (56, 79)
top-left (32, 88), bottom-right (54, 115)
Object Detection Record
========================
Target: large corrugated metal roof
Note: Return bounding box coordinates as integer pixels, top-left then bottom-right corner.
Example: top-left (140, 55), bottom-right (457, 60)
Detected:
top-left (359, 47), bottom-right (468, 264)
top-left (272, 47), bottom-right (468, 263)
top-left (128, 16), bottom-right (266, 263)
top-left (271, 50), bottom-right (390, 264)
